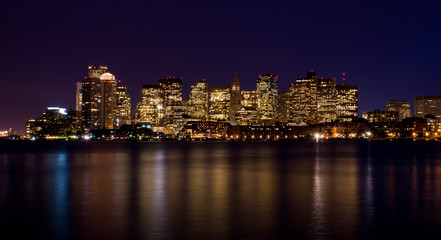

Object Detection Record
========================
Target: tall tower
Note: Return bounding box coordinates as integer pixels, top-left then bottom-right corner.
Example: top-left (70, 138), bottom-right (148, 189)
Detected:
top-left (229, 72), bottom-right (242, 125)
top-left (114, 86), bottom-right (131, 127)
top-left (209, 86), bottom-right (231, 121)
top-left (81, 66), bottom-right (117, 132)
top-left (158, 77), bottom-right (184, 134)
top-left (290, 71), bottom-right (318, 126)
top-left (188, 79), bottom-right (208, 120)
top-left (256, 74), bottom-right (278, 121)
top-left (136, 85), bottom-right (164, 125)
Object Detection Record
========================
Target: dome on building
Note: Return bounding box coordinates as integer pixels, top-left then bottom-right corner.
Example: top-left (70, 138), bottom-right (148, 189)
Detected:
top-left (99, 72), bottom-right (115, 81)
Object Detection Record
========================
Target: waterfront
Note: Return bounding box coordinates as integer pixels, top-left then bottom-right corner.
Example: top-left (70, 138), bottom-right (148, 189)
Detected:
top-left (1, 141), bottom-right (441, 239)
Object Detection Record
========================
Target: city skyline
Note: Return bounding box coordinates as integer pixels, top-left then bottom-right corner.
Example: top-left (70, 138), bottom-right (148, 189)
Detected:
top-left (2, 0), bottom-right (441, 134)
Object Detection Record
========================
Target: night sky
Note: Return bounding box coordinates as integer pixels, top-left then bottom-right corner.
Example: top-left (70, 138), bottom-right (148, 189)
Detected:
top-left (1, 0), bottom-right (441, 134)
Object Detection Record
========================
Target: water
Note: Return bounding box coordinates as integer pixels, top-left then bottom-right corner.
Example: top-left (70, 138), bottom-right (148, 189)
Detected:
top-left (1, 140), bottom-right (441, 239)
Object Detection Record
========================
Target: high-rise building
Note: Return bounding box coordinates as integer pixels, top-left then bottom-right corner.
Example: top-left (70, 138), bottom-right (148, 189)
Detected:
top-left (114, 86), bottom-right (131, 128)
top-left (158, 77), bottom-right (185, 134)
top-left (256, 74), bottom-right (278, 120)
top-left (81, 66), bottom-right (117, 132)
top-left (135, 85), bottom-right (164, 125)
top-left (230, 72), bottom-right (242, 125)
top-left (188, 79), bottom-right (208, 120)
top-left (209, 86), bottom-right (231, 121)
top-left (100, 72), bottom-right (117, 129)
top-left (317, 77), bottom-right (337, 123)
top-left (386, 100), bottom-right (411, 121)
top-left (277, 91), bottom-right (290, 123)
top-left (290, 71), bottom-right (318, 125)
top-left (414, 96), bottom-right (441, 118)
top-left (336, 84), bottom-right (358, 122)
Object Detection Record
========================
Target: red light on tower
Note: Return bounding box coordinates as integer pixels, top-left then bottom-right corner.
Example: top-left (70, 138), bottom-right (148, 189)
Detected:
top-left (118, 80), bottom-right (121, 83)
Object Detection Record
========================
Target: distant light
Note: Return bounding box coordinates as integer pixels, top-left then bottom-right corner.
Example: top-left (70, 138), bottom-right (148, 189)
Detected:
top-left (83, 135), bottom-right (91, 140)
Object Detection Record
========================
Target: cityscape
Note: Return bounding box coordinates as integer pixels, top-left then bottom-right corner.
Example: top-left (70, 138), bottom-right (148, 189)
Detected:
top-left (0, 65), bottom-right (438, 141)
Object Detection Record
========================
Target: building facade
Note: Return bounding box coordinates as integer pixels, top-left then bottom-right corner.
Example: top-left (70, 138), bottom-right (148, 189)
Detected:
top-left (317, 77), bottom-right (337, 123)
top-left (158, 77), bottom-right (185, 134)
top-left (209, 86), bottom-right (231, 121)
top-left (135, 84), bottom-right (164, 125)
top-left (230, 72), bottom-right (242, 125)
top-left (414, 96), bottom-right (441, 118)
top-left (114, 86), bottom-right (131, 128)
top-left (256, 74), bottom-right (278, 120)
top-left (188, 79), bottom-right (208, 120)
top-left (336, 84), bottom-right (358, 122)
top-left (290, 71), bottom-right (318, 125)
top-left (386, 100), bottom-right (411, 121)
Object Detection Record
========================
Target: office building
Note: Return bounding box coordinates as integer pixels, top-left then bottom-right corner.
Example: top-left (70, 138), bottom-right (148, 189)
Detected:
top-left (209, 86), bottom-right (231, 121)
top-left (386, 100), bottom-right (411, 121)
top-left (336, 84), bottom-right (358, 122)
top-left (135, 84), bottom-right (164, 125)
top-left (317, 77), bottom-right (337, 123)
top-left (256, 74), bottom-right (278, 120)
top-left (158, 77), bottom-right (185, 134)
top-left (414, 96), bottom-right (441, 118)
top-left (290, 71), bottom-right (318, 125)
top-left (114, 86), bottom-right (131, 128)
top-left (188, 79), bottom-right (208, 120)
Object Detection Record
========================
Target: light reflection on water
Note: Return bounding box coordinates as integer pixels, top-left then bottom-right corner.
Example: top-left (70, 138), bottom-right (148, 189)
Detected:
top-left (1, 141), bottom-right (441, 239)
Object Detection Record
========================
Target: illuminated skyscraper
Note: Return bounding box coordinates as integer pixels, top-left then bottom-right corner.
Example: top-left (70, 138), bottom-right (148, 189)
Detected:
top-left (336, 84), bottom-right (358, 122)
top-left (188, 79), bottom-right (208, 120)
top-left (414, 96), bottom-right (441, 118)
top-left (209, 86), bottom-right (231, 121)
top-left (290, 71), bottom-right (318, 125)
top-left (114, 86), bottom-right (131, 128)
top-left (317, 77), bottom-right (337, 123)
top-left (229, 72), bottom-right (242, 125)
top-left (81, 66), bottom-right (117, 131)
top-left (100, 72), bottom-right (117, 129)
top-left (386, 100), bottom-right (411, 121)
top-left (256, 74), bottom-right (278, 121)
top-left (158, 77), bottom-right (185, 134)
top-left (135, 85), bottom-right (164, 125)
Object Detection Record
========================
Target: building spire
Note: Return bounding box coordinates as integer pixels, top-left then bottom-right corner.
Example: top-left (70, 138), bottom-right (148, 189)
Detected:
top-left (233, 72), bottom-right (239, 83)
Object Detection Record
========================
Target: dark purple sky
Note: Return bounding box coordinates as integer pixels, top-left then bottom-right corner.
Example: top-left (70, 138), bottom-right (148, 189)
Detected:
top-left (1, 0), bottom-right (441, 134)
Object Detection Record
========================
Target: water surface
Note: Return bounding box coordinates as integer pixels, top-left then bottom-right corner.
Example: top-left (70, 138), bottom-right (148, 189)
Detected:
top-left (1, 141), bottom-right (441, 239)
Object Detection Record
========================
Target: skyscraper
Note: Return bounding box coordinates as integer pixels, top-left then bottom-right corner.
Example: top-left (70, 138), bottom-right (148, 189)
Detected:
top-left (135, 85), bottom-right (164, 125)
top-left (386, 100), bottom-right (411, 121)
top-left (188, 79), bottom-right (208, 120)
top-left (158, 77), bottom-right (185, 134)
top-left (81, 66), bottom-right (117, 132)
top-left (100, 72), bottom-right (117, 129)
top-left (229, 72), bottom-right (242, 125)
top-left (256, 74), bottom-right (278, 121)
top-left (336, 84), bottom-right (358, 122)
top-left (414, 96), bottom-right (441, 118)
top-left (209, 86), bottom-right (231, 121)
top-left (317, 77), bottom-right (337, 123)
top-left (290, 71), bottom-right (318, 125)
top-left (114, 86), bottom-right (131, 128)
